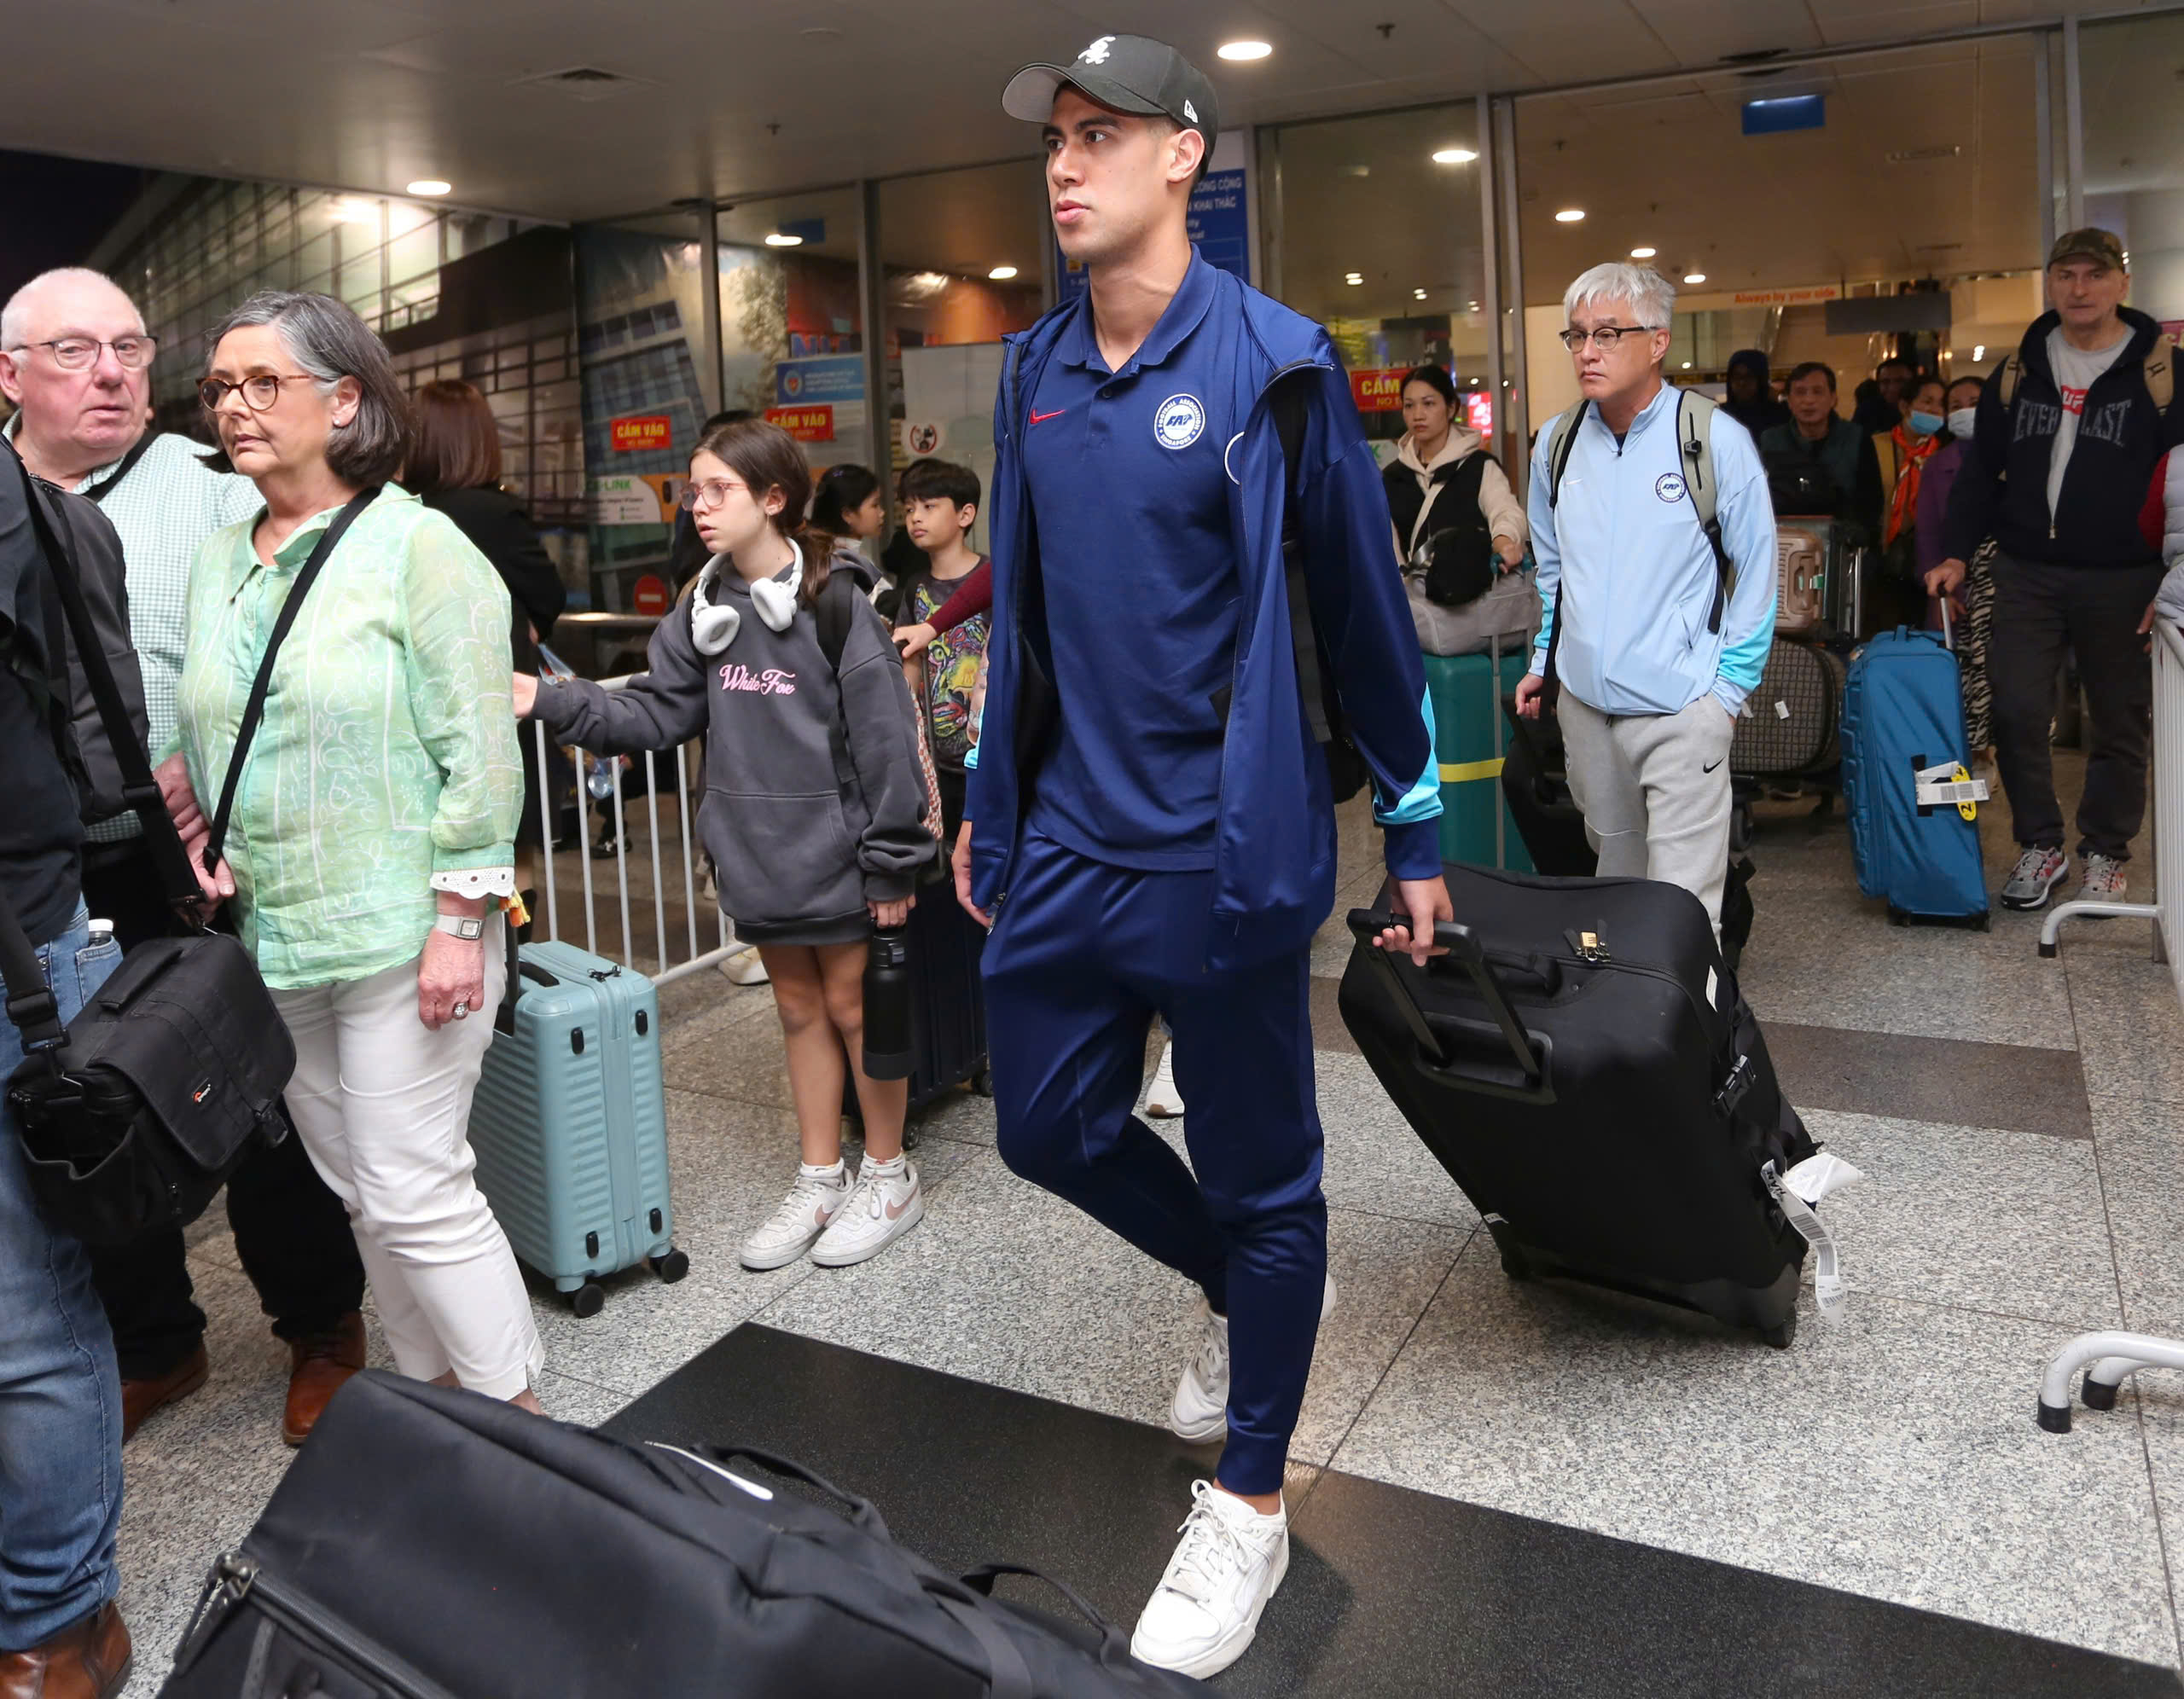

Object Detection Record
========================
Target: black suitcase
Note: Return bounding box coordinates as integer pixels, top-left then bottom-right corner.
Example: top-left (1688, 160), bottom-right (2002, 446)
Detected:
top-left (161, 1371), bottom-right (1207, 1699)
top-left (1338, 864), bottom-right (1816, 1347)
top-left (908, 880), bottom-right (991, 1113)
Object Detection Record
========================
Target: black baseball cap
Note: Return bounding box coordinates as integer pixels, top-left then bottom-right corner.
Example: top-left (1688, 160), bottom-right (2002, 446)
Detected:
top-left (1002, 33), bottom-right (1219, 157)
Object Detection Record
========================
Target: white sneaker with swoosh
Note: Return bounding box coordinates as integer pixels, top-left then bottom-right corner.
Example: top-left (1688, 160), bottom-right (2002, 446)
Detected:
top-left (810, 1155), bottom-right (923, 1267)
top-left (740, 1163), bottom-right (851, 1270)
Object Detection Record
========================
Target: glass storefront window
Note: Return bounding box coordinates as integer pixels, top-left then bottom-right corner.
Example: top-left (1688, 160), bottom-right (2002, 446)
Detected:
top-left (878, 159), bottom-right (1048, 554)
top-left (1260, 106), bottom-right (1491, 458)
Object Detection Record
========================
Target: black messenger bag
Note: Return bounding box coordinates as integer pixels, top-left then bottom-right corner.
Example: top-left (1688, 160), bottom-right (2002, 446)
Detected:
top-left (0, 444), bottom-right (369, 1245)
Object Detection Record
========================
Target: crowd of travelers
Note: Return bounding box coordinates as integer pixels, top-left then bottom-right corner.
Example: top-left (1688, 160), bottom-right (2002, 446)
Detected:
top-left (2, 22), bottom-right (2181, 1691)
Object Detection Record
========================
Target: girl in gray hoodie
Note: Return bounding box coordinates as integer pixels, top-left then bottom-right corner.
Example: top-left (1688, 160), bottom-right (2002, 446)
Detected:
top-left (516, 420), bottom-right (937, 1272)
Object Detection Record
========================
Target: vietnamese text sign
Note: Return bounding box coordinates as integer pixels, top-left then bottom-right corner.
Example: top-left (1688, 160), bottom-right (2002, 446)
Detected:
top-left (766, 404), bottom-right (836, 444)
top-left (610, 414), bottom-right (672, 452)
top-left (588, 475), bottom-right (658, 526)
top-left (1351, 368), bottom-right (1408, 413)
top-left (774, 354), bottom-right (865, 407)
top-left (1728, 284), bottom-right (1843, 307)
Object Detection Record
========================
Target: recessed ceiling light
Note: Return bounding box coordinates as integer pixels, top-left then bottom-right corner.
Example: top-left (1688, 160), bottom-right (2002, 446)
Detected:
top-left (1972, 344), bottom-right (1985, 360)
top-left (1414, 288), bottom-right (1428, 300)
top-left (765, 232), bottom-right (803, 247)
top-left (405, 179), bottom-right (451, 197)
top-left (988, 265), bottom-right (1019, 281)
top-left (1682, 360), bottom-right (1693, 369)
top-left (1629, 246), bottom-right (1657, 258)
top-left (1683, 271), bottom-right (1706, 284)
top-left (1346, 275), bottom-right (1364, 287)
top-left (1554, 208), bottom-right (1585, 223)
top-left (1432, 147), bottom-right (1477, 165)
top-left (1217, 39), bottom-right (1272, 61)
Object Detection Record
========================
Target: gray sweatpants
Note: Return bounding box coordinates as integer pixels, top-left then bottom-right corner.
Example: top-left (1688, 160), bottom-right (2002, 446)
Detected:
top-left (1559, 691), bottom-right (1737, 933)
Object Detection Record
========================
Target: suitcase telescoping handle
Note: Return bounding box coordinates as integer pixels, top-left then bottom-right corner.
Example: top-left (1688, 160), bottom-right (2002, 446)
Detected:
top-left (1345, 910), bottom-right (1552, 1101)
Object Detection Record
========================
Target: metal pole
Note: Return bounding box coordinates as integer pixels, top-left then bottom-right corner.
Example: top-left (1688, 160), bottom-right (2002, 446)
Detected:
top-left (1496, 97), bottom-right (1530, 509)
top-left (2035, 38), bottom-right (2057, 258)
top-left (2063, 17), bottom-right (2086, 233)
top-left (698, 198), bottom-right (724, 417)
top-left (1477, 92), bottom-right (1506, 470)
top-left (857, 178), bottom-right (892, 495)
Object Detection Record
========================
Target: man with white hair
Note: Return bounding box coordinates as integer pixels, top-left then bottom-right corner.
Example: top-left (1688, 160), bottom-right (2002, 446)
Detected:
top-left (0, 268), bottom-right (367, 1447)
top-left (1513, 264), bottom-right (1776, 932)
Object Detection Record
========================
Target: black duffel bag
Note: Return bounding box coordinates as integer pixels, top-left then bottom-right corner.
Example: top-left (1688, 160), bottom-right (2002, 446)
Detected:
top-left (162, 1370), bottom-right (1209, 1699)
top-left (0, 447), bottom-right (359, 1246)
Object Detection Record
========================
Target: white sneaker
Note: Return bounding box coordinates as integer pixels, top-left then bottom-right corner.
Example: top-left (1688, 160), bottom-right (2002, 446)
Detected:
top-left (740, 1163), bottom-right (851, 1270)
top-left (720, 944), bottom-right (770, 986)
top-left (1144, 1040), bottom-right (1185, 1119)
top-left (810, 1156), bottom-right (924, 1267)
top-left (1130, 1480), bottom-right (1290, 1679)
top-left (1169, 1274), bottom-right (1337, 1444)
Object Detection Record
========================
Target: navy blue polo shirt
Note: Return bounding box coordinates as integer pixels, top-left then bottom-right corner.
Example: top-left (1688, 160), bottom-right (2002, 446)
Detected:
top-left (1021, 251), bottom-right (1239, 871)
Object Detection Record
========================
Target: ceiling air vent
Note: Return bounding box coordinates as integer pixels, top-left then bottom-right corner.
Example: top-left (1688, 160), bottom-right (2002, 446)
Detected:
top-left (1886, 144), bottom-right (1962, 164)
top-left (515, 65), bottom-right (648, 102)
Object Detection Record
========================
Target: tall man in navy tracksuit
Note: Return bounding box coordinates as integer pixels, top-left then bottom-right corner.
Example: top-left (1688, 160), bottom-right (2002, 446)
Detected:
top-left (953, 34), bottom-right (1451, 1679)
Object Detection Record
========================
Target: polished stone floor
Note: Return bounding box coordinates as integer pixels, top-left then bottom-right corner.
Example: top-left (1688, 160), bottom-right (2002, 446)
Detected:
top-left (114, 753), bottom-right (2184, 1694)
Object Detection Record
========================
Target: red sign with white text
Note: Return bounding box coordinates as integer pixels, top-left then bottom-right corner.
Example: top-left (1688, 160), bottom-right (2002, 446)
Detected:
top-left (765, 404), bottom-right (835, 444)
top-left (610, 415), bottom-right (672, 452)
top-left (1351, 368), bottom-right (1407, 413)
top-left (631, 574), bottom-right (669, 618)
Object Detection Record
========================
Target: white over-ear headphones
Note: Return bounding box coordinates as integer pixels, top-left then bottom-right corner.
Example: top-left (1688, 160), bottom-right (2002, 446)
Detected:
top-left (690, 541), bottom-right (804, 656)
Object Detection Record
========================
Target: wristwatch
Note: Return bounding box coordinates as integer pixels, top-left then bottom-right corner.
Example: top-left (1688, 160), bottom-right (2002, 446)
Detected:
top-left (432, 913), bottom-right (485, 941)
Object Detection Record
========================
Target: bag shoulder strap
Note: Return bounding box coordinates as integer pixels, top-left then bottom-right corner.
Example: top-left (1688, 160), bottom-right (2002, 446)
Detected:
top-left (810, 570), bottom-right (859, 674)
top-left (79, 432), bottom-right (159, 507)
top-left (1546, 403), bottom-right (1588, 508)
top-left (1998, 350), bottom-right (2023, 410)
top-left (204, 488), bottom-right (378, 872)
top-left (3, 438), bottom-right (202, 911)
top-left (1676, 390), bottom-right (1736, 635)
top-left (1270, 373), bottom-right (1342, 753)
top-left (2145, 332), bottom-right (2175, 414)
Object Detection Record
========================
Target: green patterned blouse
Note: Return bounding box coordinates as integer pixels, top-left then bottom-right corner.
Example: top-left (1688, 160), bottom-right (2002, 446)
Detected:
top-left (171, 486), bottom-right (521, 989)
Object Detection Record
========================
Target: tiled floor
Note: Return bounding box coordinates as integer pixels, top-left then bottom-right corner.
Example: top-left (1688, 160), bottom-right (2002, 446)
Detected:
top-left (113, 753), bottom-right (2184, 1692)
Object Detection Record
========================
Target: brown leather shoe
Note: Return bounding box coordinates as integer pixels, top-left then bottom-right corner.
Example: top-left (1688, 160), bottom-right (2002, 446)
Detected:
top-left (119, 1342), bottom-right (209, 1443)
top-left (0, 1599), bottom-right (132, 1699)
top-left (282, 1311), bottom-right (367, 1447)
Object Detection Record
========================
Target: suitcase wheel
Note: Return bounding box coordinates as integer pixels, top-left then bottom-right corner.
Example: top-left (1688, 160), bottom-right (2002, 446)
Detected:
top-left (1888, 907), bottom-right (1909, 927)
top-left (1759, 1313), bottom-right (1797, 1350)
top-left (648, 1248), bottom-right (690, 1284)
top-left (971, 1064), bottom-right (994, 1098)
top-left (1499, 1249), bottom-right (1531, 1281)
top-left (570, 1282), bottom-right (606, 1319)
top-left (1729, 803), bottom-right (1754, 854)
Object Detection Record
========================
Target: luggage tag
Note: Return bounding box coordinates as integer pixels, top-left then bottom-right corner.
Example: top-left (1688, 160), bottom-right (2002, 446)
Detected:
top-left (1913, 761), bottom-right (1987, 821)
top-left (1761, 1155), bottom-right (1866, 1322)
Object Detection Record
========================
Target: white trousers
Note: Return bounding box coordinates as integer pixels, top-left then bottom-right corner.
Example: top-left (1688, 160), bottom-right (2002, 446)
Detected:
top-left (1559, 691), bottom-right (1738, 936)
top-left (270, 926), bottom-right (543, 1399)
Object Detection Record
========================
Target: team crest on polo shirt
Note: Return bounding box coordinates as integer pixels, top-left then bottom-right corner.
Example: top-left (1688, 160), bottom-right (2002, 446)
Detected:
top-left (1655, 471), bottom-right (1687, 502)
top-left (1154, 393), bottom-right (1206, 449)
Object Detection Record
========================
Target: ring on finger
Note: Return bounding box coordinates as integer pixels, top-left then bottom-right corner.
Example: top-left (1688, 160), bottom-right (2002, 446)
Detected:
top-left (453, 1000), bottom-right (470, 1019)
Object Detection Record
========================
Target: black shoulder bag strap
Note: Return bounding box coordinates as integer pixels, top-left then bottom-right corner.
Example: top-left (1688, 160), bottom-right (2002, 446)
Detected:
top-left (3, 437), bottom-right (204, 915)
top-left (202, 487), bottom-right (380, 875)
top-left (0, 894), bottom-right (67, 1052)
top-left (78, 432), bottom-right (159, 507)
top-left (1539, 402), bottom-right (1591, 703)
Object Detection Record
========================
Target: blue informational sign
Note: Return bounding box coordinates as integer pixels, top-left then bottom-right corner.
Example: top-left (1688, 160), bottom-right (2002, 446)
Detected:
top-left (774, 353), bottom-right (865, 405)
top-left (1056, 164), bottom-right (1251, 300)
top-left (1741, 94), bottom-right (1825, 136)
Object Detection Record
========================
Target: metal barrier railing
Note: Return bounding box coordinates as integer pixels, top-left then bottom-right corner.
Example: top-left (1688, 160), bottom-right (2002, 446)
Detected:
top-left (528, 681), bottom-right (732, 989)
top-left (2039, 614), bottom-right (2179, 1000)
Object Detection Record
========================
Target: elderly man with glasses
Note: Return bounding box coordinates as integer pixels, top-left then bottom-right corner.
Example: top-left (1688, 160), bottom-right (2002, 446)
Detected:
top-left (0, 268), bottom-right (368, 1451)
top-left (1513, 263), bottom-right (1777, 935)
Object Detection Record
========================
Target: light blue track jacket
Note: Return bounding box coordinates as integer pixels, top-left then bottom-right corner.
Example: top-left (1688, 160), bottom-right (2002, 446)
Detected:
top-left (1525, 384), bottom-right (1777, 718)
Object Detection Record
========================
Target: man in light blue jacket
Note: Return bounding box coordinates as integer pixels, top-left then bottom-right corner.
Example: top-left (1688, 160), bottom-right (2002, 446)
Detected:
top-left (1513, 263), bottom-right (1777, 933)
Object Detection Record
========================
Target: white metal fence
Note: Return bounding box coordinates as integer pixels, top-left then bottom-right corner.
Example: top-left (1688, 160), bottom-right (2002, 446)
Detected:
top-left (527, 695), bottom-right (732, 989)
top-left (2039, 613), bottom-right (2179, 1000)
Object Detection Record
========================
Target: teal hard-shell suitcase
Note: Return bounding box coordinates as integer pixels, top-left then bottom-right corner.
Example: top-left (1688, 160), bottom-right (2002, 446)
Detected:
top-left (469, 936), bottom-right (685, 1316)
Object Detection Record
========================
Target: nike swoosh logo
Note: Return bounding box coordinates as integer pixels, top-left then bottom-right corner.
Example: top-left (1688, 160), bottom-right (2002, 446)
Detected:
top-left (886, 1190), bottom-right (918, 1220)
top-left (1703, 757), bottom-right (1725, 773)
top-left (1028, 407), bottom-right (1066, 425)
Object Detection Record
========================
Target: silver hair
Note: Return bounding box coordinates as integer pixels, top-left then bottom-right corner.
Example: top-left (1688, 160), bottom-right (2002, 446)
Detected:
top-left (207, 291), bottom-right (409, 484)
top-left (1561, 263), bottom-right (1676, 331)
top-left (0, 267), bottom-right (142, 352)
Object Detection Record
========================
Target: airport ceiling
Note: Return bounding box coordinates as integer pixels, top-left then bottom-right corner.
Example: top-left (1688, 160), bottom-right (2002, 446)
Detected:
top-left (0, 0), bottom-right (2160, 224)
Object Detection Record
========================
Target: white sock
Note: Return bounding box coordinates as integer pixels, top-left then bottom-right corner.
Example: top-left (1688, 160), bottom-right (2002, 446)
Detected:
top-left (802, 1160), bottom-right (847, 1184)
top-left (863, 1152), bottom-right (908, 1177)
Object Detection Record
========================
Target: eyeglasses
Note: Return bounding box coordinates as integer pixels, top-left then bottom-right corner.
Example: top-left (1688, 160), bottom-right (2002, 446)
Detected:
top-left (197, 374), bottom-right (315, 414)
top-left (679, 478), bottom-right (747, 512)
top-left (1557, 323), bottom-right (1654, 351)
top-left (11, 335), bottom-right (158, 371)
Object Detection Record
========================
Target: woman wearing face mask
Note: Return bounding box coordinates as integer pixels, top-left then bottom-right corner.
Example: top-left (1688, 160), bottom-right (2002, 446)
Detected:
top-left (1916, 376), bottom-right (1989, 632)
top-left (1869, 375), bottom-right (1947, 623)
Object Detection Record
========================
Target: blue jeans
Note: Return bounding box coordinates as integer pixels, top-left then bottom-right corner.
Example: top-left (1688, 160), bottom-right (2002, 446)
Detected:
top-left (0, 903), bottom-right (123, 1650)
top-left (983, 830), bottom-right (1328, 1499)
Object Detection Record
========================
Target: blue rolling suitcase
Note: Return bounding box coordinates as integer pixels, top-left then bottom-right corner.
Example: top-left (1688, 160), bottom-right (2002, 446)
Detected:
top-left (1840, 618), bottom-right (1991, 928)
top-left (468, 932), bottom-right (687, 1316)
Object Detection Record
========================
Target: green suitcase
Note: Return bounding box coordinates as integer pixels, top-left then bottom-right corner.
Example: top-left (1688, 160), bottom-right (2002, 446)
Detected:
top-left (1423, 642), bottom-right (1535, 873)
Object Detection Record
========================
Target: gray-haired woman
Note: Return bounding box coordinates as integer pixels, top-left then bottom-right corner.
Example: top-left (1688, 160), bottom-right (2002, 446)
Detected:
top-left (154, 291), bottom-right (543, 1410)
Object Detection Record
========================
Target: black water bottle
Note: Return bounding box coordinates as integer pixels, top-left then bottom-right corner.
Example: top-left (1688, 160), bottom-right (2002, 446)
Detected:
top-left (862, 924), bottom-right (915, 1081)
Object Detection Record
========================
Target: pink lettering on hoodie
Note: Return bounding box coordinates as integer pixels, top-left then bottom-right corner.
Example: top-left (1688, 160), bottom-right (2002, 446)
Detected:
top-left (718, 664), bottom-right (797, 696)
